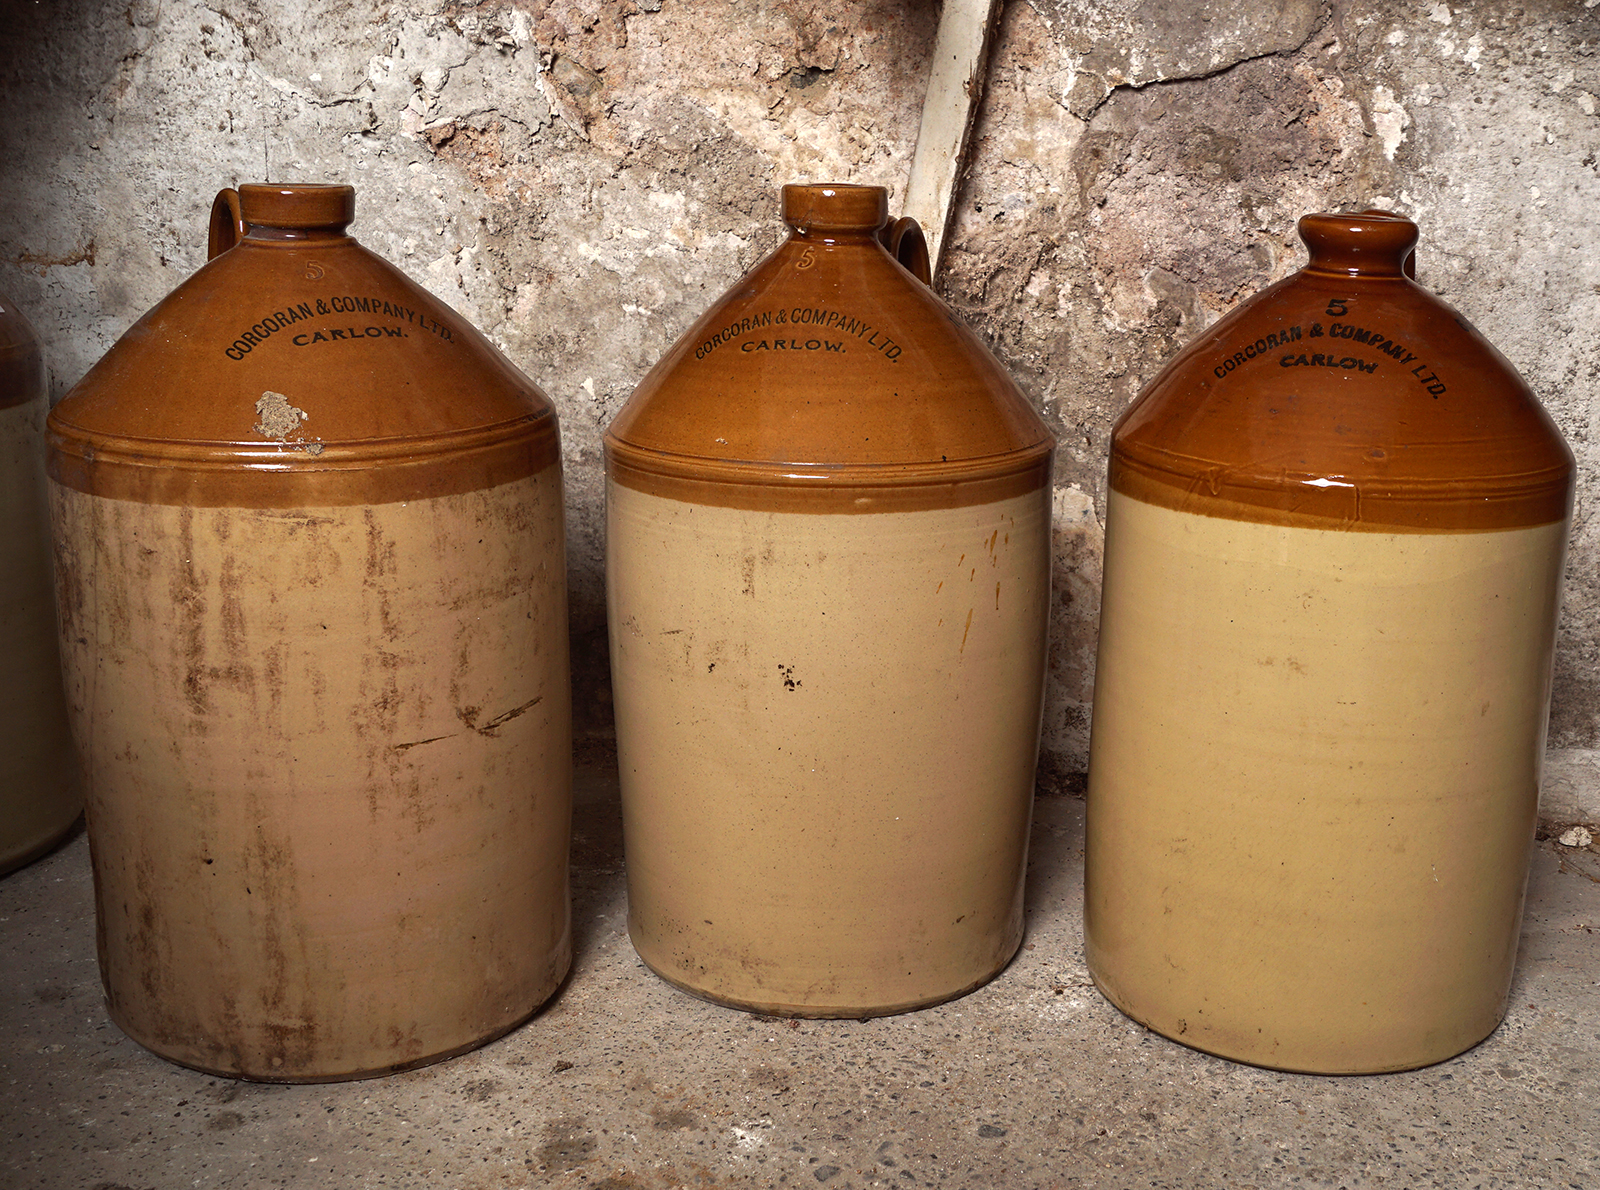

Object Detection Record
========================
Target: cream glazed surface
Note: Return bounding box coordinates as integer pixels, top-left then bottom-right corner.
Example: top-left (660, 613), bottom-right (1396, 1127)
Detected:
top-left (607, 482), bottom-right (1051, 1016)
top-left (0, 396), bottom-right (77, 873)
top-left (49, 468), bottom-right (572, 1081)
top-left (1085, 490), bottom-right (1567, 1073)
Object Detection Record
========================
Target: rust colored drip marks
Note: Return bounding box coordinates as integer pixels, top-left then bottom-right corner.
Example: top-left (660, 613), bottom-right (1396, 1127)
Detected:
top-left (45, 184), bottom-right (571, 1079)
top-left (11, 240), bottom-right (96, 274)
top-left (56, 475), bottom-right (573, 1080)
top-left (172, 508), bottom-right (210, 721)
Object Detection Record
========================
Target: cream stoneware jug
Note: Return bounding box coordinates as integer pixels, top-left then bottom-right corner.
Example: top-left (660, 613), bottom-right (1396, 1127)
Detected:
top-left (605, 183), bottom-right (1056, 1017)
top-left (48, 183), bottom-right (572, 1081)
top-left (1085, 212), bottom-right (1573, 1073)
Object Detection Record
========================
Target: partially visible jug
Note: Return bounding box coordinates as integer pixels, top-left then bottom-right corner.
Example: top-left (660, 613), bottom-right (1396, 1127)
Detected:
top-left (0, 291), bottom-right (78, 875)
top-left (606, 183), bottom-right (1055, 1016)
top-left (48, 183), bottom-right (572, 1080)
top-left (1085, 211), bottom-right (1574, 1072)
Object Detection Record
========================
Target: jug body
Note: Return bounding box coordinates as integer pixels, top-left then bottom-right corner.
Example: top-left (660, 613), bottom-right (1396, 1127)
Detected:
top-left (1084, 213), bottom-right (1573, 1072)
top-left (0, 292), bottom-right (78, 875)
top-left (47, 184), bottom-right (572, 1081)
top-left (606, 184), bottom-right (1055, 1016)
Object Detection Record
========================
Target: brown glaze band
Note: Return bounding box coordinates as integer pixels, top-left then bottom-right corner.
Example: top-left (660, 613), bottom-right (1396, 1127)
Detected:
top-left (0, 344), bottom-right (44, 410)
top-left (1111, 449), bottom-right (1572, 533)
top-left (48, 415), bottom-right (560, 508)
top-left (606, 438), bottom-right (1053, 514)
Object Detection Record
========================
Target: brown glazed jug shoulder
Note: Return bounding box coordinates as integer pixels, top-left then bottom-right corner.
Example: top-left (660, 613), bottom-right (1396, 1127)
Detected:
top-left (52, 184), bottom-right (554, 505)
top-left (608, 183), bottom-right (1051, 510)
top-left (47, 184), bottom-right (572, 1081)
top-left (605, 183), bottom-right (1055, 1017)
top-left (1084, 211), bottom-right (1574, 1073)
top-left (1111, 211), bottom-right (1569, 532)
top-left (0, 291), bottom-right (79, 875)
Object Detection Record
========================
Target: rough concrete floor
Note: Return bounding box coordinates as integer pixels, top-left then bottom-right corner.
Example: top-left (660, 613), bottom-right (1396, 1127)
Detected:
top-left (3, 760), bottom-right (1598, 1190)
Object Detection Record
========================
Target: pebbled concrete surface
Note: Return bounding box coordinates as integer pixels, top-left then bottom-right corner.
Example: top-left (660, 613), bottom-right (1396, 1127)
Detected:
top-left (3, 758), bottom-right (1597, 1190)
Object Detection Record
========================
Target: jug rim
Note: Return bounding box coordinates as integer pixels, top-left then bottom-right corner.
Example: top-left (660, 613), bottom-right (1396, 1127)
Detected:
top-left (782, 183), bottom-right (889, 233)
top-left (238, 183), bottom-right (357, 231)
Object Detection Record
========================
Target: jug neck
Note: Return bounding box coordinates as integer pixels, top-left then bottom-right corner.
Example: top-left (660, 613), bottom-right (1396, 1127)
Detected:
top-left (243, 226), bottom-right (352, 244)
top-left (782, 183), bottom-right (888, 241)
top-left (1298, 212), bottom-right (1418, 279)
top-left (236, 183), bottom-right (356, 245)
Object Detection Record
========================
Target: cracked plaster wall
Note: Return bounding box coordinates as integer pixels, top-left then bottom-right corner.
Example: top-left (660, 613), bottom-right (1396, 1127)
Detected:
top-left (1, 0), bottom-right (1597, 817)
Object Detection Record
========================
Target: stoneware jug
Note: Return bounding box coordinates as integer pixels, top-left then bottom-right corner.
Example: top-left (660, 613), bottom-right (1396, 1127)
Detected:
top-left (47, 183), bottom-right (572, 1081)
top-left (0, 291), bottom-right (78, 875)
top-left (1084, 211), bottom-right (1573, 1073)
top-left (605, 183), bottom-right (1055, 1016)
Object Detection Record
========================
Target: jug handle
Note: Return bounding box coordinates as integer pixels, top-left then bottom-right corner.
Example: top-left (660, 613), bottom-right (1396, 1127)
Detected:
top-left (879, 217), bottom-right (933, 287)
top-left (208, 188), bottom-right (245, 259)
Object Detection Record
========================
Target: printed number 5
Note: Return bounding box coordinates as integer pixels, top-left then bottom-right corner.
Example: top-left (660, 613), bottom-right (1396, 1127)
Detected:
top-left (305, 262), bottom-right (325, 281)
top-left (795, 245), bottom-right (815, 271)
top-left (1325, 297), bottom-right (1348, 317)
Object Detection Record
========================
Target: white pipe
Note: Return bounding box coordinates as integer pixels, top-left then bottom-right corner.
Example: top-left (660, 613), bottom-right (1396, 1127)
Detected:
top-left (903, 0), bottom-right (1003, 282)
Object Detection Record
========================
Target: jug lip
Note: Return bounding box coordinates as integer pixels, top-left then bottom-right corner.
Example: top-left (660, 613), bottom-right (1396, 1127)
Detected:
top-left (1298, 211), bottom-right (1419, 278)
top-left (238, 183), bottom-right (356, 232)
top-left (782, 183), bottom-right (889, 233)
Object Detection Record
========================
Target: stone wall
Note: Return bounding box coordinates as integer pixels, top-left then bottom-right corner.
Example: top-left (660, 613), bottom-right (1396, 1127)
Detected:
top-left (2, 0), bottom-right (1596, 816)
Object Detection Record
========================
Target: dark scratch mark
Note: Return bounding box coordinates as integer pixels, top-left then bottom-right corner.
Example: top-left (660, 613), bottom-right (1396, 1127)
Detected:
top-left (459, 696), bottom-right (545, 736)
top-left (391, 735), bottom-right (453, 752)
